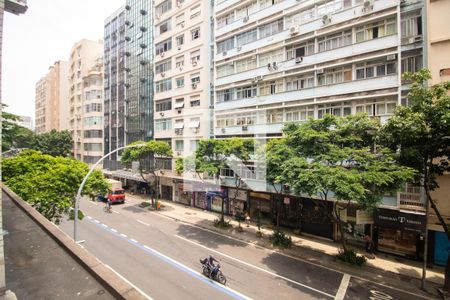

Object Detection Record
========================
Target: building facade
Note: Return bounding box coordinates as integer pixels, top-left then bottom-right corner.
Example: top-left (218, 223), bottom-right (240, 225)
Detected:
top-left (34, 60), bottom-right (68, 134)
top-left (103, 6), bottom-right (127, 166)
top-left (68, 39), bottom-right (103, 162)
top-left (16, 115), bottom-right (33, 130)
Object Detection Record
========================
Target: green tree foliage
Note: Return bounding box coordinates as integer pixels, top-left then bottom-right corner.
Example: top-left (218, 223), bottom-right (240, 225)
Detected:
top-left (1, 105), bottom-right (35, 152)
top-left (279, 114), bottom-right (416, 252)
top-left (2, 150), bottom-right (110, 224)
top-left (121, 141), bottom-right (172, 208)
top-left (32, 129), bottom-right (73, 157)
top-left (379, 69), bottom-right (450, 290)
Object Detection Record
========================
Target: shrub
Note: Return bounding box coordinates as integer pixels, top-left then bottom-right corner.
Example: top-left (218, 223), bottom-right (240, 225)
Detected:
top-left (270, 230), bottom-right (292, 248)
top-left (139, 202), bottom-right (151, 208)
top-left (214, 218), bottom-right (231, 228)
top-left (336, 249), bottom-right (367, 266)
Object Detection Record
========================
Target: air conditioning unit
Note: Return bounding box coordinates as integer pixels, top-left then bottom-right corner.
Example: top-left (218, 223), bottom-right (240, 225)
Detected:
top-left (160, 52), bottom-right (165, 57)
top-left (290, 27), bottom-right (299, 35)
top-left (272, 62), bottom-right (278, 70)
top-left (192, 83), bottom-right (198, 89)
top-left (181, 23), bottom-right (185, 28)
top-left (161, 72), bottom-right (166, 77)
top-left (178, 45), bottom-right (182, 50)
top-left (322, 14), bottom-right (331, 25)
top-left (363, 0), bottom-right (374, 13)
top-left (242, 125), bottom-right (248, 131)
top-left (237, 46), bottom-right (242, 52)
top-left (223, 51), bottom-right (227, 56)
top-left (179, 66), bottom-right (183, 71)
top-left (243, 16), bottom-right (249, 23)
top-left (267, 63), bottom-right (272, 70)
top-left (295, 56), bottom-right (303, 64)
top-left (387, 54), bottom-right (396, 61)
top-left (316, 68), bottom-right (324, 74)
top-left (414, 35), bottom-right (423, 42)
top-left (177, 109), bottom-right (182, 114)
top-left (192, 61), bottom-right (198, 66)
top-left (255, 75), bottom-right (263, 81)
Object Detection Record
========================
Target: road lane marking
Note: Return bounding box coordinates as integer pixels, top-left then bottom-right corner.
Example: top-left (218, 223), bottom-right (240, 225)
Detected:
top-left (101, 224), bottom-right (108, 228)
top-left (335, 274), bottom-right (350, 300)
top-left (112, 210), bottom-right (120, 214)
top-left (137, 220), bottom-right (150, 226)
top-left (104, 264), bottom-right (154, 300)
top-left (110, 228), bottom-right (117, 233)
top-left (94, 219), bottom-right (100, 223)
top-left (174, 234), bottom-right (335, 299)
top-left (84, 217), bottom-right (252, 300)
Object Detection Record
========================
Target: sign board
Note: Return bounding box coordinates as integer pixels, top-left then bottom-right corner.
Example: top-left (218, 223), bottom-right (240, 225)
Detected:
top-left (356, 210), bottom-right (374, 225)
top-left (374, 208), bottom-right (426, 233)
top-left (228, 188), bottom-right (248, 201)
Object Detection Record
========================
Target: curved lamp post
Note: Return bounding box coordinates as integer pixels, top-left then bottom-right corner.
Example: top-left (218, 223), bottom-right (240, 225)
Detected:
top-left (74, 143), bottom-right (145, 242)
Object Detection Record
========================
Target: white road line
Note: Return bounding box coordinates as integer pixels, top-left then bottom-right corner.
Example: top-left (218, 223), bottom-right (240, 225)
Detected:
top-left (137, 220), bottom-right (150, 226)
top-left (94, 219), bottom-right (100, 223)
top-left (112, 210), bottom-right (120, 214)
top-left (101, 224), bottom-right (108, 228)
top-left (130, 238), bottom-right (138, 243)
top-left (86, 216), bottom-right (92, 220)
top-left (120, 233), bottom-right (128, 238)
top-left (110, 228), bottom-right (118, 233)
top-left (335, 274), bottom-right (350, 300)
top-left (174, 235), bottom-right (335, 299)
top-left (88, 201), bottom-right (98, 206)
top-left (104, 264), bottom-right (154, 300)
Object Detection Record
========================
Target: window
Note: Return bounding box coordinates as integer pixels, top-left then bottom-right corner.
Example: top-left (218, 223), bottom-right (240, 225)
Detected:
top-left (175, 55), bottom-right (184, 68)
top-left (401, 12), bottom-right (422, 38)
top-left (266, 109), bottom-right (283, 124)
top-left (217, 89), bottom-right (235, 102)
top-left (355, 99), bottom-right (397, 116)
top-left (188, 117), bottom-right (200, 128)
top-left (176, 77), bottom-right (184, 88)
top-left (157, 19), bottom-right (171, 35)
top-left (217, 37), bottom-right (234, 54)
top-left (235, 57), bottom-right (256, 73)
top-left (236, 85), bottom-right (257, 99)
top-left (155, 118), bottom-right (172, 131)
top-left (285, 74), bottom-right (315, 91)
top-left (190, 140), bottom-right (200, 151)
top-left (401, 55), bottom-right (423, 74)
top-left (317, 66), bottom-right (352, 86)
top-left (156, 0), bottom-right (172, 16)
top-left (83, 116), bottom-right (102, 126)
top-left (190, 50), bottom-right (200, 63)
top-left (85, 103), bottom-right (102, 113)
top-left (259, 19), bottom-right (283, 38)
top-left (176, 13), bottom-right (185, 28)
top-left (260, 0), bottom-right (282, 9)
top-left (236, 1), bottom-right (257, 19)
top-left (236, 29), bottom-right (257, 46)
top-left (285, 106), bottom-right (314, 122)
top-left (174, 98), bottom-right (185, 109)
top-left (83, 143), bottom-right (103, 151)
top-left (174, 120), bottom-right (184, 130)
top-left (260, 80), bottom-right (283, 96)
top-left (190, 73), bottom-right (200, 84)
top-left (318, 30), bottom-right (352, 52)
top-left (317, 102), bottom-right (352, 119)
top-left (155, 38), bottom-right (172, 55)
top-left (155, 79), bottom-right (172, 93)
top-left (286, 41), bottom-right (315, 59)
top-left (259, 49), bottom-right (284, 66)
top-left (176, 34), bottom-right (184, 47)
top-left (190, 5), bottom-right (201, 19)
top-left (155, 99), bottom-right (172, 112)
top-left (191, 28), bottom-right (200, 40)
top-left (190, 98), bottom-right (200, 107)
top-left (175, 140), bottom-right (184, 151)
top-left (317, 0), bottom-right (342, 16)
top-left (217, 64), bottom-right (234, 77)
top-left (84, 130), bottom-right (102, 138)
top-left (155, 59), bottom-right (171, 74)
top-left (356, 18), bottom-right (396, 43)
top-left (217, 12), bottom-right (235, 28)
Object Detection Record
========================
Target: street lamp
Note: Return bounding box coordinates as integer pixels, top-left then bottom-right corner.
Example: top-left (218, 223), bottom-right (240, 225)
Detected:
top-left (73, 143), bottom-right (145, 242)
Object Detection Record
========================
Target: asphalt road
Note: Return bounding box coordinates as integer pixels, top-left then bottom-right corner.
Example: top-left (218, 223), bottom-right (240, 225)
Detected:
top-left (59, 197), bottom-right (432, 300)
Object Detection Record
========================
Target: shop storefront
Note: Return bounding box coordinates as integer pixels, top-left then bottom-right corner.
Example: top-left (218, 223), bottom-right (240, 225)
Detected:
top-left (174, 180), bottom-right (193, 206)
top-left (272, 195), bottom-right (302, 229)
top-left (161, 185), bottom-right (173, 201)
top-left (228, 188), bottom-right (248, 216)
top-left (207, 189), bottom-right (228, 214)
top-left (194, 191), bottom-right (208, 210)
top-left (373, 208), bottom-right (426, 259)
top-left (249, 192), bottom-right (272, 224)
top-left (343, 205), bottom-right (374, 248)
top-left (301, 198), bottom-right (334, 240)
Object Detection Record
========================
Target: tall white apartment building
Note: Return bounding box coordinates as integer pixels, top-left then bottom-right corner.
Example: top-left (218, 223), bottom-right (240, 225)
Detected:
top-left (213, 0), bottom-right (424, 139)
top-left (153, 0), bottom-right (214, 203)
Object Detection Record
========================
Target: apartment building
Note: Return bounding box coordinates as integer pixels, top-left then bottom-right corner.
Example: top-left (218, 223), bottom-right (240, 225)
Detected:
top-left (212, 0), bottom-right (426, 258)
top-left (103, 6), bottom-right (126, 167)
top-left (35, 60), bottom-right (69, 134)
top-left (153, 0), bottom-right (213, 203)
top-left (68, 39), bottom-right (103, 162)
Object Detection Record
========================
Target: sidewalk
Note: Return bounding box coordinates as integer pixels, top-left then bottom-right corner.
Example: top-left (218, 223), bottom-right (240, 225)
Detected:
top-left (128, 194), bottom-right (444, 297)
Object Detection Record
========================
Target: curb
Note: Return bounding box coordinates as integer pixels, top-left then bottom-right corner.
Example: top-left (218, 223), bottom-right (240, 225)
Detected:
top-left (2, 186), bottom-right (149, 300)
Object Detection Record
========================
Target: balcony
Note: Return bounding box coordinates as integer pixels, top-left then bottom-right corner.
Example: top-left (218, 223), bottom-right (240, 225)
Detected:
top-left (5, 0), bottom-right (28, 15)
top-left (215, 123), bottom-right (283, 136)
top-left (397, 191), bottom-right (425, 212)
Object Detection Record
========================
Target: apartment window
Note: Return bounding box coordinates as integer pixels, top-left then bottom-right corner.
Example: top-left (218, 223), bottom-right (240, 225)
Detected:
top-left (155, 99), bottom-right (172, 112)
top-left (317, 66), bottom-right (352, 86)
top-left (286, 12), bottom-right (302, 28)
top-left (260, 80), bottom-right (283, 96)
top-left (176, 77), bottom-right (185, 88)
top-left (176, 34), bottom-right (184, 46)
top-left (84, 103), bottom-right (102, 113)
top-left (355, 99), bottom-right (397, 116)
top-left (266, 109), bottom-right (283, 124)
top-left (157, 19), bottom-right (171, 35)
top-left (191, 28), bottom-right (200, 40)
top-left (217, 37), bottom-right (234, 54)
top-left (155, 79), bottom-right (172, 93)
top-left (190, 99), bottom-right (200, 107)
top-left (156, 0), bottom-right (172, 16)
top-left (236, 57), bottom-right (256, 72)
top-left (286, 41), bottom-right (315, 59)
top-left (190, 50), bottom-right (200, 63)
top-left (286, 74), bottom-right (315, 91)
top-left (175, 55), bottom-right (184, 68)
top-left (401, 12), bottom-right (422, 38)
top-left (317, 0), bottom-right (342, 16)
top-left (84, 143), bottom-right (103, 151)
top-left (401, 55), bottom-right (423, 74)
top-left (318, 102), bottom-right (352, 119)
top-left (84, 130), bottom-right (103, 138)
top-left (155, 118), bottom-right (172, 131)
top-left (190, 140), bottom-right (200, 151)
top-left (190, 73), bottom-right (200, 84)
top-left (236, 112), bottom-right (256, 125)
top-left (155, 59), bottom-right (172, 74)
top-left (217, 64), bottom-right (234, 77)
top-left (236, 85), bottom-right (257, 99)
top-left (176, 13), bottom-right (185, 28)
top-left (189, 117), bottom-right (200, 129)
top-left (236, 29), bottom-right (257, 46)
top-left (190, 5), bottom-right (201, 19)
top-left (155, 38), bottom-right (172, 55)
top-left (356, 18), bottom-right (396, 43)
top-left (301, 8), bottom-right (315, 23)
top-left (356, 60), bottom-right (397, 79)
top-left (217, 89), bottom-right (235, 102)
top-left (174, 98), bottom-right (185, 109)
top-left (175, 140), bottom-right (184, 151)
top-left (259, 19), bottom-right (283, 38)
top-left (259, 49), bottom-right (284, 66)
top-left (217, 12), bottom-right (235, 29)
top-left (318, 30), bottom-right (352, 52)
top-left (236, 1), bottom-right (257, 19)
top-left (260, 0), bottom-right (282, 10)
top-left (83, 116), bottom-right (102, 126)
top-left (285, 106), bottom-right (314, 122)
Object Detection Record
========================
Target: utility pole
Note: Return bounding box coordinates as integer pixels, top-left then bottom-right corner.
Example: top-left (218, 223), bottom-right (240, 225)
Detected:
top-left (421, 175), bottom-right (429, 290)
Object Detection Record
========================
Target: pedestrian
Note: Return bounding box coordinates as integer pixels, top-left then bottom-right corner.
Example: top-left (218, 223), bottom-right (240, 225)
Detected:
top-left (245, 212), bottom-right (250, 227)
top-left (363, 234), bottom-right (374, 253)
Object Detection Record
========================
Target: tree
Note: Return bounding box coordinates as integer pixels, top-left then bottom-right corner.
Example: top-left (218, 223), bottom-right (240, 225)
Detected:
top-left (379, 69), bottom-right (450, 291)
top-left (31, 129), bottom-right (73, 157)
top-left (121, 141), bottom-right (172, 209)
top-left (279, 114), bottom-right (416, 253)
top-left (1, 105), bottom-right (35, 152)
top-left (2, 150), bottom-right (110, 224)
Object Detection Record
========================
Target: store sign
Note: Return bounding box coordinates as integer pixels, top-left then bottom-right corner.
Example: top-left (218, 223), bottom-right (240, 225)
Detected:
top-left (283, 197), bottom-right (290, 205)
top-left (356, 210), bottom-right (374, 225)
top-left (374, 209), bottom-right (426, 233)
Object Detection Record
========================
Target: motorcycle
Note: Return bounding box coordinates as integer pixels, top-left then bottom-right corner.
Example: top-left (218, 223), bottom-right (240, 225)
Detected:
top-left (200, 258), bottom-right (227, 285)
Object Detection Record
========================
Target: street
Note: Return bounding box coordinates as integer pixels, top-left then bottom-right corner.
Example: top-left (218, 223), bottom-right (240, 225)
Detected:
top-left (59, 197), bottom-right (432, 300)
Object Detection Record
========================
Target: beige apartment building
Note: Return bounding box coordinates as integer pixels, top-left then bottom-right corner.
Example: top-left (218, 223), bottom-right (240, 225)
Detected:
top-left (35, 60), bottom-right (69, 134)
top-left (68, 39), bottom-right (103, 162)
top-left (153, 0), bottom-right (213, 203)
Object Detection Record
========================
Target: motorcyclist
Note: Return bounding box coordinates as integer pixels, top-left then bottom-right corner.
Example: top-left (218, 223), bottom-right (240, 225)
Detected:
top-left (207, 255), bottom-right (218, 277)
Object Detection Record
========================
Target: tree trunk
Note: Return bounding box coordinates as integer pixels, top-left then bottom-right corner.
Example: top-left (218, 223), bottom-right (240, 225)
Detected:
top-left (445, 252), bottom-right (450, 292)
top-left (334, 202), bottom-right (348, 252)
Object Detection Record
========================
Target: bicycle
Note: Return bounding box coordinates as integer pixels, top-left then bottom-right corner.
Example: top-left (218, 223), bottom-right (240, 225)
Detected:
top-left (103, 205), bottom-right (112, 213)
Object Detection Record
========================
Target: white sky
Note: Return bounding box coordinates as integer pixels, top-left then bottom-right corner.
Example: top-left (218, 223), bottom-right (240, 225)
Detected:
top-left (2, 0), bottom-right (125, 120)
